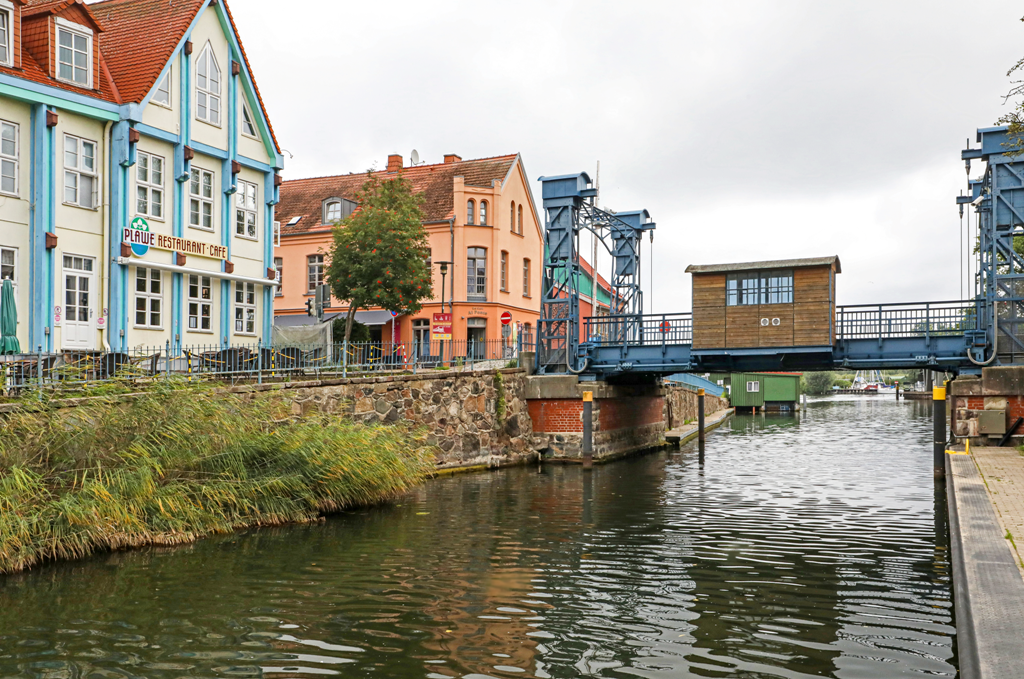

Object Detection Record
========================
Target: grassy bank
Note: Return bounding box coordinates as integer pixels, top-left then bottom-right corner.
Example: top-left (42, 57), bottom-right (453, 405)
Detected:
top-left (0, 384), bottom-right (434, 575)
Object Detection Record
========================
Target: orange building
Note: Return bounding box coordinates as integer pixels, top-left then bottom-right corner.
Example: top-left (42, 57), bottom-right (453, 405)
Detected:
top-left (274, 153), bottom-right (542, 352)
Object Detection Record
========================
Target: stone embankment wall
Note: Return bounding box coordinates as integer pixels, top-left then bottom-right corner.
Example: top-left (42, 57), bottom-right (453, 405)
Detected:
top-left (663, 385), bottom-right (730, 430)
top-left (244, 369), bottom-right (536, 471)
top-left (951, 367), bottom-right (1024, 444)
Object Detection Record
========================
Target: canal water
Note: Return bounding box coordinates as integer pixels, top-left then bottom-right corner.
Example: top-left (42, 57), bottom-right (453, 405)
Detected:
top-left (0, 395), bottom-right (956, 679)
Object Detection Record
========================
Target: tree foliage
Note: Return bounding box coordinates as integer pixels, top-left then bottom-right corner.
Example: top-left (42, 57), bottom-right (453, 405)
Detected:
top-left (999, 30), bottom-right (1024, 156)
top-left (802, 371), bottom-right (834, 395)
top-left (326, 173), bottom-right (433, 342)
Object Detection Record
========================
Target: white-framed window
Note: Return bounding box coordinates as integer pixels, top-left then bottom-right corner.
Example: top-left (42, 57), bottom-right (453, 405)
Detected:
top-left (135, 151), bottom-right (164, 219)
top-left (500, 250), bottom-right (508, 292)
top-left (325, 200), bottom-right (341, 222)
top-left (0, 246), bottom-right (16, 288)
top-left (56, 22), bottom-right (92, 87)
top-left (746, 381), bottom-right (760, 393)
top-left (467, 199), bottom-right (475, 225)
top-left (467, 247), bottom-right (486, 301)
top-left (273, 220), bottom-right (281, 247)
top-left (63, 134), bottom-right (97, 208)
top-left (187, 274), bottom-right (213, 332)
top-left (133, 267), bottom-right (163, 329)
top-left (234, 281), bottom-right (256, 335)
top-left (241, 102), bottom-right (259, 139)
top-left (1, 120), bottom-right (17, 196)
top-left (523, 258), bottom-right (531, 297)
top-left (189, 166), bottom-right (214, 231)
top-left (479, 200), bottom-right (488, 226)
top-left (273, 256), bottom-right (283, 296)
top-left (307, 254), bottom-right (324, 293)
top-left (235, 180), bottom-right (258, 239)
top-left (195, 44), bottom-right (221, 126)
top-left (152, 69), bottom-right (171, 107)
top-left (0, 7), bottom-right (11, 67)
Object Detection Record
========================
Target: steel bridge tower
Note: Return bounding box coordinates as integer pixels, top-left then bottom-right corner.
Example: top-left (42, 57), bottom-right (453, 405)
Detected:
top-left (535, 173), bottom-right (656, 374)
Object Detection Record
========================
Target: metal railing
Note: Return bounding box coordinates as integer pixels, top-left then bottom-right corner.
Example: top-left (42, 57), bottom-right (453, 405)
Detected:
top-left (583, 313), bottom-right (693, 346)
top-left (835, 300), bottom-right (977, 341)
top-left (0, 335), bottom-right (535, 398)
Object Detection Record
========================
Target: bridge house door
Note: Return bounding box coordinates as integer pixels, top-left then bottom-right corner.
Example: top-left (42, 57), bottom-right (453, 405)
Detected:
top-left (62, 254), bottom-right (96, 350)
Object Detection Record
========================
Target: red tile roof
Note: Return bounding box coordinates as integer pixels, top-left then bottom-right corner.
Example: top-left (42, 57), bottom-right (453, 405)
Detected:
top-left (277, 154), bottom-right (518, 236)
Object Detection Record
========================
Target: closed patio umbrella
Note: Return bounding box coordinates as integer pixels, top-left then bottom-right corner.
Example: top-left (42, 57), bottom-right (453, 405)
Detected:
top-left (0, 278), bottom-right (20, 354)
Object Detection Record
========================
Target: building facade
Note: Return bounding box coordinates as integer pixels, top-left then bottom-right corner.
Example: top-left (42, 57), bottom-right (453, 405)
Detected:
top-left (0, 0), bottom-right (283, 355)
top-left (275, 153), bottom-right (543, 350)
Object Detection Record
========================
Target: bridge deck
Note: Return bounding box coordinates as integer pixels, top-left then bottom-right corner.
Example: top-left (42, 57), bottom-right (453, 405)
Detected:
top-left (576, 300), bottom-right (983, 377)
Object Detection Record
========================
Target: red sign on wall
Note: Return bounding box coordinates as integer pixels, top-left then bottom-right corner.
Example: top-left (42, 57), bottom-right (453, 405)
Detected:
top-left (432, 313), bottom-right (452, 340)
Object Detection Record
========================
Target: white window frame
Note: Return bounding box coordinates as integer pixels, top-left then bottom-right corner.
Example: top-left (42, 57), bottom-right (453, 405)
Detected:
top-left (55, 19), bottom-right (93, 88)
top-left (324, 200), bottom-right (341, 223)
top-left (235, 179), bottom-right (258, 240)
top-left (523, 258), bottom-right (531, 297)
top-left (234, 281), bottom-right (256, 335)
top-left (0, 119), bottom-right (18, 197)
top-left (187, 274), bottom-right (213, 333)
top-left (63, 134), bottom-right (98, 209)
top-left (0, 246), bottom-right (16, 290)
top-left (479, 200), bottom-right (488, 226)
top-left (189, 166), bottom-right (215, 231)
top-left (746, 380), bottom-right (760, 393)
top-left (307, 254), bottom-right (324, 293)
top-left (241, 101), bottom-right (260, 139)
top-left (273, 256), bottom-right (283, 296)
top-left (133, 267), bottom-right (163, 329)
top-left (135, 151), bottom-right (165, 220)
top-left (194, 43), bottom-right (221, 126)
top-left (152, 68), bottom-right (171, 108)
top-left (0, 5), bottom-right (12, 68)
top-left (273, 220), bottom-right (281, 247)
top-left (500, 250), bottom-right (508, 292)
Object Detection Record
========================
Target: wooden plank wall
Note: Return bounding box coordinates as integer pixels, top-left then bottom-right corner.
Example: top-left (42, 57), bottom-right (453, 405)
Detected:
top-left (690, 264), bottom-right (835, 350)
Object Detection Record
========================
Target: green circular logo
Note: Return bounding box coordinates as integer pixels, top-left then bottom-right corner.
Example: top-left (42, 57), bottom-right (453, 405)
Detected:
top-left (129, 217), bottom-right (150, 257)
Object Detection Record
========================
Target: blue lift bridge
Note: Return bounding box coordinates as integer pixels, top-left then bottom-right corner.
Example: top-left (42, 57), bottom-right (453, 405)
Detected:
top-left (535, 125), bottom-right (1020, 382)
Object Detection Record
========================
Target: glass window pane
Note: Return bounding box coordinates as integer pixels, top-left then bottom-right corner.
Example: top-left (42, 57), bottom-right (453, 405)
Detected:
top-left (202, 171), bottom-right (212, 198)
top-left (191, 167), bottom-right (200, 195)
top-left (151, 157), bottom-right (162, 184)
top-left (152, 190), bottom-right (162, 218)
top-left (137, 186), bottom-right (148, 214)
top-left (59, 30), bottom-right (72, 48)
top-left (64, 136), bottom-right (77, 168)
top-left (74, 34), bottom-right (87, 52)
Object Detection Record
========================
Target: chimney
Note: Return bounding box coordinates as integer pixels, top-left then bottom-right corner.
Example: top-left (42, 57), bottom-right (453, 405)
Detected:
top-left (444, 154), bottom-right (462, 164)
top-left (387, 154), bottom-right (403, 172)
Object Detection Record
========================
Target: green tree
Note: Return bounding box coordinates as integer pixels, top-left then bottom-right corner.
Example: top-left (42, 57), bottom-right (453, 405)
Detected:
top-left (326, 173), bottom-right (433, 343)
top-left (802, 372), bottom-right (835, 395)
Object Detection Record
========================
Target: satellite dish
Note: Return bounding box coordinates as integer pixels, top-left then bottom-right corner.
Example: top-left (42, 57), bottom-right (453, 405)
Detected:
top-left (410, 149), bottom-right (420, 165)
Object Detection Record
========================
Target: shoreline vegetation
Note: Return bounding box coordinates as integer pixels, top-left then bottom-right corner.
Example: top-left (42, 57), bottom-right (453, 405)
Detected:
top-left (0, 384), bottom-right (434, 575)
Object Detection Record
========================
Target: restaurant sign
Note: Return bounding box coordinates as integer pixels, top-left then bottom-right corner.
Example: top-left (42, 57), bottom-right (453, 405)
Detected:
top-left (123, 217), bottom-right (228, 260)
top-left (432, 313), bottom-right (452, 341)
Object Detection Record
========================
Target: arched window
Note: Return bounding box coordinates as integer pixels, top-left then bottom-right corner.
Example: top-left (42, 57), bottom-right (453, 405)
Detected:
top-left (479, 200), bottom-right (488, 226)
top-left (325, 200), bottom-right (341, 223)
top-left (467, 199), bottom-right (475, 225)
top-left (195, 44), bottom-right (221, 125)
top-left (510, 201), bottom-right (516, 232)
top-left (518, 205), bottom-right (523, 234)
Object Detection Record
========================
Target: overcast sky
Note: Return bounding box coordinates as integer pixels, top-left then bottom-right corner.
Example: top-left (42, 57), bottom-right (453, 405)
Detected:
top-left (231, 0), bottom-right (1024, 313)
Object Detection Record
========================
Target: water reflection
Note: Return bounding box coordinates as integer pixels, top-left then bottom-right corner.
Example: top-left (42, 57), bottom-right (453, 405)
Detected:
top-left (0, 395), bottom-right (955, 678)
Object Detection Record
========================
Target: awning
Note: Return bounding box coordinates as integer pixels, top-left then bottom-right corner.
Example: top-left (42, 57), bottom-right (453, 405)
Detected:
top-left (273, 309), bottom-right (395, 328)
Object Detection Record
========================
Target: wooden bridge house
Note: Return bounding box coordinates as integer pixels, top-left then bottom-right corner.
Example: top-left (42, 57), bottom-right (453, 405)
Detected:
top-left (685, 257), bottom-right (840, 350)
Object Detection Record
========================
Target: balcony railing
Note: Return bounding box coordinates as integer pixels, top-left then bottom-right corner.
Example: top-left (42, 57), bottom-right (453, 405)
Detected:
top-left (835, 301), bottom-right (977, 341)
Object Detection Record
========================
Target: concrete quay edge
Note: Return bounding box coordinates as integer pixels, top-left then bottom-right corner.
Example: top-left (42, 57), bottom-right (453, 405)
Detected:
top-left (946, 452), bottom-right (1024, 679)
top-left (664, 408), bottom-right (735, 446)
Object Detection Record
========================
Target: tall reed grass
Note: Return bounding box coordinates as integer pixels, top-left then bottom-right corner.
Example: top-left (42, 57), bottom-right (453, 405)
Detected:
top-left (0, 384), bottom-right (434, 574)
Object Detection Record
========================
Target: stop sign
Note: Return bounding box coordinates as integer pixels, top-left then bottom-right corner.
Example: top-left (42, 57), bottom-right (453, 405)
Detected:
top-left (500, 311), bottom-right (512, 325)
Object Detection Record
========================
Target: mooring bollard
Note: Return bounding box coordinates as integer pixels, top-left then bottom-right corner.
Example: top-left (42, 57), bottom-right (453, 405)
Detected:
top-left (698, 388), bottom-right (706, 453)
top-left (933, 385), bottom-right (946, 478)
top-left (582, 390), bottom-right (593, 467)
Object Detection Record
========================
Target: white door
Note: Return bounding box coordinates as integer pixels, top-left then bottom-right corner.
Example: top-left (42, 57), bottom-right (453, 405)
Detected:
top-left (62, 255), bottom-right (95, 350)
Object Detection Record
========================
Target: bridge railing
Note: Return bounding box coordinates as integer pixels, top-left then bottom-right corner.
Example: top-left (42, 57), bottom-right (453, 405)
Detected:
top-left (583, 313), bottom-right (693, 346)
top-left (835, 300), bottom-right (977, 340)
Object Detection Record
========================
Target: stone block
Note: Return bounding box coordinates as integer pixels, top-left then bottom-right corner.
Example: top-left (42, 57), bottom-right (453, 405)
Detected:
top-left (374, 399), bottom-right (390, 414)
top-left (982, 366), bottom-right (1024, 396)
top-left (524, 375), bottom-right (579, 399)
top-left (985, 397), bottom-right (1008, 411)
top-left (951, 377), bottom-right (983, 396)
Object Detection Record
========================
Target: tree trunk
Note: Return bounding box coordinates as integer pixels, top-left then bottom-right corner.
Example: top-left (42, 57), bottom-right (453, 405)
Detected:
top-left (343, 305), bottom-right (358, 344)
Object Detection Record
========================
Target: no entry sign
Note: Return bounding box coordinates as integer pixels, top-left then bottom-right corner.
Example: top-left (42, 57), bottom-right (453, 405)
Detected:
top-left (500, 311), bottom-right (513, 325)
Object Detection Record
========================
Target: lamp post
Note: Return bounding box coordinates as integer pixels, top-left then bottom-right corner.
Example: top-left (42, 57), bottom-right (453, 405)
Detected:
top-left (434, 261), bottom-right (452, 366)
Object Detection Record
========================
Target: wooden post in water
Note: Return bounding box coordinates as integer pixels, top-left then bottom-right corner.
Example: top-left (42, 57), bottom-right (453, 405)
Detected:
top-left (933, 386), bottom-right (946, 478)
top-left (582, 390), bottom-right (593, 467)
top-left (698, 388), bottom-right (706, 453)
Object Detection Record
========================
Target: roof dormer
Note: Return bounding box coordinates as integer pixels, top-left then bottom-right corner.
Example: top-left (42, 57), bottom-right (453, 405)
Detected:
top-left (21, 0), bottom-right (103, 91)
top-left (0, 0), bottom-right (25, 71)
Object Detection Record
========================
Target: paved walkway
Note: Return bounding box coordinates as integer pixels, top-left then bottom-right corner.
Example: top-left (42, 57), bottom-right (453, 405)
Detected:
top-left (971, 447), bottom-right (1024, 578)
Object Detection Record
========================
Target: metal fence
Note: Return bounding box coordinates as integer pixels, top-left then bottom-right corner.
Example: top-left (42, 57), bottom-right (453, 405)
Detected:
top-left (835, 301), bottom-right (977, 340)
top-left (1, 335), bottom-right (535, 397)
top-left (583, 313), bottom-right (693, 346)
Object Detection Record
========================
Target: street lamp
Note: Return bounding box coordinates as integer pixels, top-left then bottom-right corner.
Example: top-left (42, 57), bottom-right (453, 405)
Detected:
top-left (434, 261), bottom-right (452, 367)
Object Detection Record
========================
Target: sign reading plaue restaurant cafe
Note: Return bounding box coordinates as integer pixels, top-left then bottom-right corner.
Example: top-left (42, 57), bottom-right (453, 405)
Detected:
top-left (123, 217), bottom-right (228, 260)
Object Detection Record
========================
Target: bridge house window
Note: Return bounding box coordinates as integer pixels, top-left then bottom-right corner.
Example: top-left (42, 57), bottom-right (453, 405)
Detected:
top-left (726, 270), bottom-right (793, 306)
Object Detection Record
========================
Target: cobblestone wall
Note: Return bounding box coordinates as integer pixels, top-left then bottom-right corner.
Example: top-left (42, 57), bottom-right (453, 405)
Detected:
top-left (663, 385), bottom-right (730, 430)
top-left (243, 369), bottom-right (536, 471)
